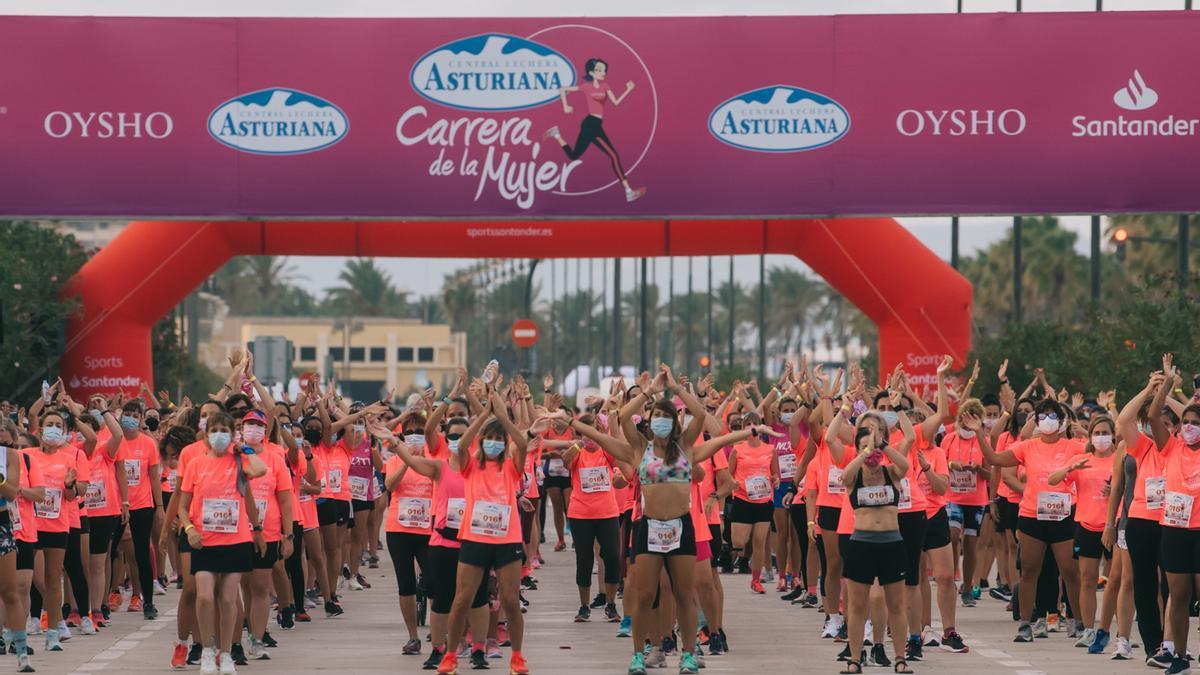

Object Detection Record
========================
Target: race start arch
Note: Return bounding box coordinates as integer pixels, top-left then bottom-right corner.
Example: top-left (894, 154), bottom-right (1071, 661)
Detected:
top-left (60, 219), bottom-right (971, 397)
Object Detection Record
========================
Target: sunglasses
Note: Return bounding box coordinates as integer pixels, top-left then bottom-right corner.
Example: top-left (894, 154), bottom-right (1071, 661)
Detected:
top-left (1037, 413), bottom-right (1060, 422)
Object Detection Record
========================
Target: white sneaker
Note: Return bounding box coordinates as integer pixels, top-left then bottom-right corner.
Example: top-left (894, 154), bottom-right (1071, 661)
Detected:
top-left (154, 580), bottom-right (168, 596)
top-left (79, 616), bottom-right (97, 635)
top-left (200, 648), bottom-right (218, 675)
top-left (25, 617), bottom-right (40, 636)
top-left (1112, 636), bottom-right (1133, 660)
top-left (822, 615), bottom-right (838, 638)
top-left (348, 577), bottom-right (364, 591)
top-left (219, 651), bottom-right (237, 675)
top-left (246, 640), bottom-right (271, 660)
top-left (644, 646), bottom-right (666, 668)
top-left (1033, 618), bottom-right (1049, 638)
top-left (1075, 628), bottom-right (1096, 648)
top-left (762, 568), bottom-right (775, 583)
top-left (44, 629), bottom-right (62, 652)
top-left (541, 125), bottom-right (561, 142)
top-left (336, 577), bottom-right (346, 591)
top-left (16, 652), bottom-right (32, 672)
top-left (58, 620), bottom-right (72, 641)
top-left (864, 619), bottom-right (873, 643)
top-left (923, 626), bottom-right (940, 647)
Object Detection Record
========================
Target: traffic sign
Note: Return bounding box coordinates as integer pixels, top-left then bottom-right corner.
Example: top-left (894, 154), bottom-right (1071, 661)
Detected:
top-left (511, 319), bottom-right (539, 348)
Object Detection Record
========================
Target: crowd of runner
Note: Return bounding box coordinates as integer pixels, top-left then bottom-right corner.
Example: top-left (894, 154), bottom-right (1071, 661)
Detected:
top-left (5, 350), bottom-right (1200, 674)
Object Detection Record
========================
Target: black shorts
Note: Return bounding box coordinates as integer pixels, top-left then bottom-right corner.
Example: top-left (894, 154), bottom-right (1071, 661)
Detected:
top-left (15, 540), bottom-right (35, 570)
top-left (632, 515), bottom-right (697, 560)
top-left (458, 540), bottom-right (524, 571)
top-left (352, 499), bottom-right (374, 513)
top-left (898, 511), bottom-right (928, 587)
top-left (178, 528), bottom-right (193, 555)
top-left (1160, 526), bottom-right (1200, 575)
top-left (816, 505), bottom-right (841, 533)
top-left (842, 536), bottom-right (907, 586)
top-left (1073, 524), bottom-right (1109, 560)
top-left (77, 515), bottom-right (90, 534)
top-left (252, 541), bottom-right (281, 569)
top-left (191, 542), bottom-right (254, 575)
top-left (1017, 515), bottom-right (1075, 544)
top-left (946, 502), bottom-right (986, 537)
top-left (998, 500), bottom-right (1020, 533)
top-left (730, 497), bottom-right (773, 525)
top-left (36, 530), bottom-right (69, 550)
top-left (923, 507), bottom-right (952, 551)
top-left (708, 523), bottom-right (722, 568)
top-left (317, 499), bottom-right (351, 527)
top-left (89, 515), bottom-right (121, 555)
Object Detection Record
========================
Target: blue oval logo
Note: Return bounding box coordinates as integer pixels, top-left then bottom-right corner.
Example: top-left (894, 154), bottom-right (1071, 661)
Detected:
top-left (708, 85), bottom-right (850, 153)
top-left (208, 87), bottom-right (349, 155)
top-left (410, 33), bottom-right (576, 112)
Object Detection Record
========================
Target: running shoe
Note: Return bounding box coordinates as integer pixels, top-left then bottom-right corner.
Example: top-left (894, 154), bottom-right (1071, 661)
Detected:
top-left (172, 642), bottom-right (189, 669)
top-left (797, 593), bottom-right (819, 608)
top-left (108, 591), bottom-right (123, 610)
top-left (1166, 656), bottom-right (1191, 675)
top-left (617, 615), bottom-right (632, 638)
top-left (1111, 636), bottom-right (1132, 660)
top-left (821, 616), bottom-right (839, 639)
top-left (457, 642), bottom-right (472, 658)
top-left (750, 579), bottom-right (765, 594)
top-left (989, 585), bottom-right (1013, 602)
top-left (605, 603), bottom-right (621, 622)
top-left (188, 642), bottom-right (203, 665)
top-left (678, 651), bottom-right (699, 674)
top-left (590, 592), bottom-right (608, 609)
top-left (574, 605), bottom-right (591, 622)
top-left (66, 611), bottom-right (81, 628)
top-left (762, 568), bottom-right (775, 583)
top-left (905, 638), bottom-right (923, 662)
top-left (469, 649), bottom-right (488, 669)
top-left (129, 595), bottom-right (143, 612)
top-left (154, 579), bottom-right (168, 596)
top-left (717, 629), bottom-right (729, 652)
top-left (1075, 627), bottom-right (1097, 648)
top-left (922, 627), bottom-right (939, 647)
top-left (781, 587), bottom-right (804, 602)
top-left (836, 645), bottom-right (851, 662)
top-left (246, 639), bottom-right (270, 661)
top-left (707, 633), bottom-right (724, 656)
top-left (644, 646), bottom-right (666, 668)
top-left (219, 651), bottom-right (238, 675)
top-left (44, 629), bottom-right (62, 652)
top-left (835, 623), bottom-right (848, 643)
top-left (497, 622), bottom-right (511, 647)
top-left (437, 652), bottom-right (460, 674)
top-left (972, 584), bottom-right (982, 600)
top-left (424, 646), bottom-right (445, 670)
top-left (57, 620), bottom-right (71, 641)
top-left (79, 615), bottom-right (97, 636)
top-left (348, 577), bottom-right (364, 591)
top-left (486, 639), bottom-right (502, 659)
top-left (369, 556), bottom-right (380, 569)
top-left (1067, 619), bottom-right (1080, 639)
top-left (1046, 613), bottom-right (1060, 633)
top-left (1088, 628), bottom-right (1110, 654)
top-left (509, 651), bottom-right (530, 675)
top-left (342, 564), bottom-right (352, 579)
top-left (542, 126), bottom-right (561, 142)
top-left (90, 610), bottom-right (107, 628)
top-left (16, 652), bottom-right (33, 673)
top-left (867, 644), bottom-right (890, 668)
top-left (662, 632), bottom-right (677, 655)
top-left (296, 611), bottom-right (312, 622)
top-left (262, 631), bottom-right (277, 648)
top-left (231, 642), bottom-right (248, 665)
top-left (1149, 648), bottom-right (1175, 668)
top-left (144, 603), bottom-right (159, 621)
top-left (279, 607), bottom-right (295, 630)
top-left (554, 540), bottom-right (566, 552)
top-left (1033, 618), bottom-right (1049, 638)
top-left (960, 591), bottom-right (977, 608)
top-left (404, 638), bottom-right (423, 655)
top-left (941, 630), bottom-right (968, 653)
top-left (325, 600), bottom-right (344, 617)
top-left (200, 648), bottom-right (218, 675)
top-left (1013, 623), bottom-right (1033, 643)
top-left (775, 576), bottom-right (788, 592)
top-left (629, 652), bottom-right (648, 675)
top-left (355, 574), bottom-right (372, 589)
top-left (28, 615), bottom-right (41, 635)
top-left (520, 576), bottom-right (538, 591)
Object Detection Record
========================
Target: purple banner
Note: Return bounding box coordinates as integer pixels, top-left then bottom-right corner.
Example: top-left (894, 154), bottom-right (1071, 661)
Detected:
top-left (1, 12), bottom-right (1198, 218)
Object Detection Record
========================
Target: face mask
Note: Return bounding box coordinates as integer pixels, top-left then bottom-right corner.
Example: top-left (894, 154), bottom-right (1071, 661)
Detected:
top-left (352, 424), bottom-right (366, 434)
top-left (198, 416), bottom-right (208, 432)
top-left (881, 411), bottom-right (898, 429)
top-left (303, 428), bottom-right (323, 445)
top-left (404, 433), bottom-right (426, 448)
top-left (781, 412), bottom-right (794, 425)
top-left (42, 426), bottom-right (65, 446)
top-left (447, 438), bottom-right (461, 454)
top-left (983, 418), bottom-right (998, 429)
top-left (958, 429), bottom-right (976, 439)
top-left (89, 408), bottom-right (103, 423)
top-left (1091, 434), bottom-right (1114, 451)
top-left (1037, 416), bottom-right (1061, 435)
top-left (482, 439), bottom-right (505, 458)
top-left (120, 415), bottom-right (140, 430)
top-left (208, 432), bottom-right (232, 452)
top-left (683, 414), bottom-right (694, 428)
top-left (145, 417), bottom-right (160, 432)
top-left (1182, 423), bottom-right (1200, 446)
top-left (242, 426), bottom-right (265, 443)
top-left (1014, 412), bottom-right (1029, 428)
top-left (863, 448), bottom-right (884, 469)
top-left (650, 418), bottom-right (674, 439)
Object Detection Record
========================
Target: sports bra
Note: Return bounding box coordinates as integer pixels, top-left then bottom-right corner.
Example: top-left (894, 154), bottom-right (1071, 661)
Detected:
top-left (638, 444), bottom-right (692, 486)
top-left (848, 465), bottom-right (900, 510)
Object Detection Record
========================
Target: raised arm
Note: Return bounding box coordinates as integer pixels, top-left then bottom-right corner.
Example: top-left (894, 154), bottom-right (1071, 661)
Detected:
top-left (571, 418), bottom-right (634, 464)
top-left (1148, 355), bottom-right (1176, 450)
top-left (919, 356), bottom-right (954, 441)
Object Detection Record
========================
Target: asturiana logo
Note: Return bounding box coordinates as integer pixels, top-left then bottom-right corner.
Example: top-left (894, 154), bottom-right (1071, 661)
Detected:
top-left (708, 85), bottom-right (850, 153)
top-left (208, 88), bottom-right (349, 155)
top-left (410, 33), bottom-right (576, 111)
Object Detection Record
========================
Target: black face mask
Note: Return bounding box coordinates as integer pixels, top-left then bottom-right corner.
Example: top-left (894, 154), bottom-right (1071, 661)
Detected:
top-left (145, 418), bottom-right (160, 432)
top-left (1015, 412), bottom-right (1029, 428)
top-left (303, 428), bottom-right (323, 445)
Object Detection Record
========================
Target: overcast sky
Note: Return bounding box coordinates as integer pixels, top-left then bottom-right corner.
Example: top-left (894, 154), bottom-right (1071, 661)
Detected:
top-left (18, 0), bottom-right (1190, 298)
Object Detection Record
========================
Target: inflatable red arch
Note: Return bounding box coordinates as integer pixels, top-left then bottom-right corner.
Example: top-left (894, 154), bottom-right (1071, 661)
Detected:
top-left (60, 218), bottom-right (972, 396)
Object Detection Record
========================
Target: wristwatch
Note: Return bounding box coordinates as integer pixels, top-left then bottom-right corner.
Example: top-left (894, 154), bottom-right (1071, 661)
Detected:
top-left (252, 524), bottom-right (264, 532)
top-left (284, 532), bottom-right (295, 541)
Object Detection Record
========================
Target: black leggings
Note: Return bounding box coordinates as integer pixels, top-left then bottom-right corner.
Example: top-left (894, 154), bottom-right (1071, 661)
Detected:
top-left (561, 115), bottom-right (628, 182)
top-left (789, 501), bottom-right (811, 588)
top-left (287, 522), bottom-right (305, 613)
top-left (66, 529), bottom-right (90, 614)
top-left (567, 516), bottom-right (621, 588)
top-left (386, 532), bottom-right (429, 596)
top-left (113, 507), bottom-right (156, 605)
top-left (428, 544), bottom-right (488, 615)
top-left (1126, 517), bottom-right (1168, 654)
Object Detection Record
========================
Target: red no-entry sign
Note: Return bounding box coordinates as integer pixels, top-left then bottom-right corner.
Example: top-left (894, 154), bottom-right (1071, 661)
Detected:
top-left (511, 319), bottom-right (539, 348)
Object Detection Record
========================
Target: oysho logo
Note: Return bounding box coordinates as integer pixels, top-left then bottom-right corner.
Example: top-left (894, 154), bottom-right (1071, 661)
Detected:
top-left (1113, 69), bottom-right (1158, 111)
top-left (410, 33), bottom-right (576, 111)
top-left (44, 111), bottom-right (173, 139)
top-left (708, 85), bottom-right (850, 153)
top-left (896, 109), bottom-right (1026, 137)
top-left (83, 355), bottom-right (124, 370)
top-left (208, 88), bottom-right (349, 155)
top-left (1073, 70), bottom-right (1198, 138)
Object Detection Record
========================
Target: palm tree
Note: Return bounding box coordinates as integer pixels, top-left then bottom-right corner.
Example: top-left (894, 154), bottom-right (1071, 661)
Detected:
top-left (323, 258), bottom-right (406, 316)
top-left (763, 267), bottom-right (824, 358)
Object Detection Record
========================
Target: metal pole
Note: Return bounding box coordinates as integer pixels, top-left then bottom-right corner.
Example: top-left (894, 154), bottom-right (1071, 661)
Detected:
top-left (1013, 217), bottom-right (1023, 323)
top-left (1091, 216), bottom-right (1101, 299)
top-left (602, 259), bottom-right (609, 376)
top-left (686, 257), bottom-right (694, 372)
top-left (951, 217), bottom-right (960, 269)
top-left (727, 256), bottom-right (735, 369)
top-left (612, 259), bottom-right (622, 374)
top-left (668, 257), bottom-right (675, 367)
top-left (639, 257), bottom-right (649, 372)
top-left (522, 259), bottom-right (542, 375)
top-left (588, 258), bottom-right (595, 386)
top-left (707, 256), bottom-right (714, 364)
top-left (1180, 214), bottom-right (1190, 289)
top-left (550, 259), bottom-right (557, 380)
top-left (758, 253), bottom-right (766, 382)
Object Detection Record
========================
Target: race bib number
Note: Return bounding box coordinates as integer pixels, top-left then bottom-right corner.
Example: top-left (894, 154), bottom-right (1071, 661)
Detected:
top-left (254, 498), bottom-right (268, 527)
top-left (446, 497), bottom-right (466, 530)
top-left (202, 498), bottom-right (240, 533)
top-left (34, 487), bottom-right (62, 519)
top-left (1163, 491), bottom-right (1195, 528)
top-left (1145, 477), bottom-right (1167, 511)
top-left (349, 476), bottom-right (370, 501)
top-left (327, 469), bottom-right (343, 494)
top-left (124, 459), bottom-right (142, 486)
top-left (84, 480), bottom-right (107, 509)
top-left (950, 470), bottom-right (977, 494)
top-left (898, 478), bottom-right (913, 510)
top-left (646, 518), bottom-right (683, 553)
top-left (166, 470), bottom-right (178, 491)
top-left (856, 484), bottom-right (895, 507)
top-left (469, 500), bottom-right (512, 537)
top-left (398, 497), bottom-right (432, 529)
top-left (778, 453), bottom-right (797, 478)
top-left (579, 466), bottom-right (612, 493)
top-left (827, 467), bottom-right (846, 495)
top-left (1036, 491), bottom-right (1071, 521)
top-left (745, 475), bottom-right (772, 501)
top-left (547, 458), bottom-right (569, 478)
top-left (535, 465), bottom-right (545, 485)
top-left (1117, 528), bottom-right (1128, 550)
top-left (9, 503), bottom-right (20, 533)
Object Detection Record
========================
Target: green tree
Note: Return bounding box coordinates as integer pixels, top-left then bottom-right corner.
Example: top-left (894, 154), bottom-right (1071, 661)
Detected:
top-left (323, 258), bottom-right (407, 317)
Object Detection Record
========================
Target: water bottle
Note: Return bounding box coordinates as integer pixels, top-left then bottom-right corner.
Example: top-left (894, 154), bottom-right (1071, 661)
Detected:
top-left (482, 359), bottom-right (500, 384)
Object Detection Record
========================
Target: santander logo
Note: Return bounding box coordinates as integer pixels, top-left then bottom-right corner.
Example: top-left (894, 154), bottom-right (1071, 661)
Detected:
top-left (1113, 70), bottom-right (1158, 111)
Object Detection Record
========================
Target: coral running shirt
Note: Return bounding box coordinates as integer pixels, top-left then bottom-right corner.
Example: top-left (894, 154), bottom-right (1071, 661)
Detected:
top-left (385, 455), bottom-right (434, 535)
top-left (458, 456), bottom-right (522, 545)
top-left (1127, 433), bottom-right (1166, 522)
top-left (567, 447), bottom-right (619, 520)
top-left (33, 449), bottom-right (81, 533)
top-left (1063, 452), bottom-right (1114, 532)
top-left (182, 452), bottom-right (252, 547)
top-left (1159, 436), bottom-right (1200, 530)
top-left (245, 447), bottom-right (292, 542)
top-left (118, 433), bottom-right (160, 510)
top-left (732, 441), bottom-right (775, 504)
top-left (1009, 438), bottom-right (1083, 520)
top-left (941, 432), bottom-right (990, 507)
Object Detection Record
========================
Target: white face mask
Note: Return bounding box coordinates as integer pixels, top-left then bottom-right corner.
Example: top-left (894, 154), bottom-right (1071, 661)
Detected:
top-left (1091, 434), bottom-right (1113, 451)
top-left (958, 429), bottom-right (976, 440)
top-left (983, 418), bottom-right (998, 429)
top-left (1037, 416), bottom-right (1061, 435)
